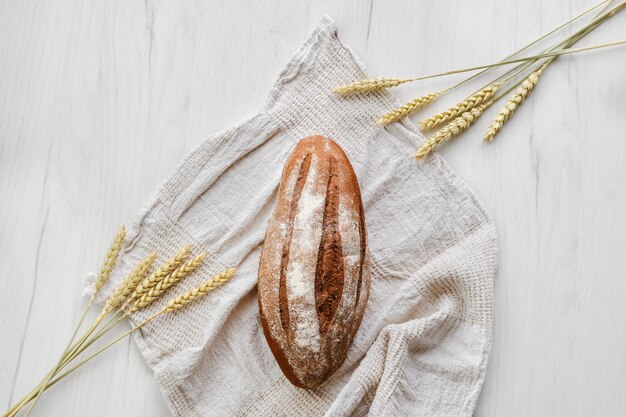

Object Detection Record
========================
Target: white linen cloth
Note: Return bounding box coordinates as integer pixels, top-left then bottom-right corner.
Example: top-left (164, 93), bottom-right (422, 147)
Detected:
top-left (99, 16), bottom-right (498, 417)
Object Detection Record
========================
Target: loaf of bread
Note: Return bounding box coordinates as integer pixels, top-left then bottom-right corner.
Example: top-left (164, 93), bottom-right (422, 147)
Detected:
top-left (258, 135), bottom-right (371, 389)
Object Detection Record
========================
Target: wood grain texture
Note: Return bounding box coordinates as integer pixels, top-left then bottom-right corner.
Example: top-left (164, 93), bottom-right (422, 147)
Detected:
top-left (1, 0), bottom-right (625, 415)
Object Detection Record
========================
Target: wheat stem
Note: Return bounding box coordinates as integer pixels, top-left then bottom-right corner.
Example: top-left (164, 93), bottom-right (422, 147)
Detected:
top-left (37, 227), bottom-right (128, 383)
top-left (58, 313), bottom-right (125, 371)
top-left (11, 300), bottom-right (93, 417)
top-left (9, 315), bottom-right (161, 413)
top-left (335, 0), bottom-right (612, 96)
top-left (24, 301), bottom-right (92, 415)
top-left (5, 311), bottom-right (108, 417)
top-left (87, 310), bottom-right (125, 348)
top-left (482, 2), bottom-right (623, 142)
top-left (444, 0), bottom-right (613, 94)
top-left (9, 252), bottom-right (155, 417)
top-left (414, 2), bottom-right (626, 150)
top-left (419, 2), bottom-right (625, 131)
top-left (20, 226), bottom-right (128, 416)
top-left (4, 246), bottom-right (204, 417)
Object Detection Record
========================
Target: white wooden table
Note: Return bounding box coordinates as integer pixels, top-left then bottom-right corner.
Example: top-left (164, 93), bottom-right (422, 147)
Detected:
top-left (2, 1), bottom-right (625, 416)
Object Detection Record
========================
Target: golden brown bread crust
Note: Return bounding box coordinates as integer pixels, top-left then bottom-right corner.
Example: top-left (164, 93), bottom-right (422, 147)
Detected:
top-left (258, 135), bottom-right (371, 389)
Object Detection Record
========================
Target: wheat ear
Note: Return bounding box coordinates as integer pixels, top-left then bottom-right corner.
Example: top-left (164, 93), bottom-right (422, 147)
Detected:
top-left (377, 91), bottom-right (444, 125)
top-left (484, 64), bottom-right (548, 142)
top-left (129, 245), bottom-right (191, 302)
top-left (333, 78), bottom-right (409, 95)
top-left (416, 101), bottom-right (493, 160)
top-left (130, 253), bottom-right (207, 312)
top-left (102, 252), bottom-right (157, 315)
top-left (419, 83), bottom-right (501, 131)
top-left (164, 267), bottom-right (236, 312)
top-left (92, 226), bottom-right (126, 298)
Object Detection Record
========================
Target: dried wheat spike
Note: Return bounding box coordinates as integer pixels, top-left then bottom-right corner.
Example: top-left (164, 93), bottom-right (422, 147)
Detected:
top-left (378, 91), bottom-right (443, 125)
top-left (419, 83), bottom-right (501, 131)
top-left (484, 64), bottom-right (548, 142)
top-left (333, 78), bottom-right (407, 95)
top-left (130, 246), bottom-right (191, 302)
top-left (416, 101), bottom-right (492, 160)
top-left (94, 226), bottom-right (126, 297)
top-left (130, 253), bottom-right (207, 312)
top-left (164, 267), bottom-right (236, 312)
top-left (103, 252), bottom-right (157, 314)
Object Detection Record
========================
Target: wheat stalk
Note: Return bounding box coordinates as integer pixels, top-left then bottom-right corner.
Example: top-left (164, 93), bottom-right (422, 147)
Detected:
top-left (415, 101), bottom-right (493, 160)
top-left (59, 251), bottom-right (159, 369)
top-left (333, 78), bottom-right (409, 95)
top-left (334, 35), bottom-right (626, 96)
top-left (53, 254), bottom-right (153, 376)
top-left (164, 267), bottom-right (236, 312)
top-left (58, 249), bottom-right (203, 371)
top-left (377, 91), bottom-right (444, 125)
top-left (130, 252), bottom-right (207, 312)
top-left (71, 254), bottom-right (222, 365)
top-left (5, 245), bottom-right (231, 417)
top-left (93, 226), bottom-right (126, 298)
top-left (419, 84), bottom-right (501, 131)
top-left (13, 266), bottom-right (238, 412)
top-left (333, 0), bottom-right (621, 98)
top-left (484, 63), bottom-right (549, 142)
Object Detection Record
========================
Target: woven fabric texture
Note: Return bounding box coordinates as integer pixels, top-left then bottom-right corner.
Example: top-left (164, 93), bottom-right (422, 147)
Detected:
top-left (98, 16), bottom-right (498, 417)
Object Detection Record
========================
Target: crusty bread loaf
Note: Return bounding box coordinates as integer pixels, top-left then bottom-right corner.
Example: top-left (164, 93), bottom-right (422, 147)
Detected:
top-left (258, 135), bottom-right (371, 389)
